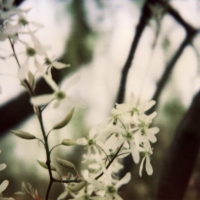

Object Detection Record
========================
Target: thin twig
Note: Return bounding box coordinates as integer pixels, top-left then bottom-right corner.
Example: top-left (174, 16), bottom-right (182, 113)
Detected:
top-left (115, 0), bottom-right (156, 104)
top-left (95, 142), bottom-right (124, 180)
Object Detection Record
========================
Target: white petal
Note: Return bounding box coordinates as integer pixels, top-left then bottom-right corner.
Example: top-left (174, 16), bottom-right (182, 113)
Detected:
top-left (88, 178), bottom-right (104, 190)
top-left (30, 94), bottom-right (54, 106)
top-left (117, 149), bottom-right (131, 158)
top-left (52, 61), bottom-right (70, 69)
top-left (63, 73), bottom-right (80, 91)
top-left (67, 95), bottom-right (86, 107)
top-left (89, 128), bottom-right (98, 138)
top-left (149, 127), bottom-right (159, 134)
top-left (0, 164), bottom-right (6, 171)
top-left (30, 32), bottom-right (46, 55)
top-left (147, 133), bottom-right (157, 143)
top-left (148, 112), bottom-right (157, 121)
top-left (43, 74), bottom-right (59, 91)
top-left (144, 100), bottom-right (156, 111)
top-left (130, 143), bottom-right (140, 164)
top-left (57, 190), bottom-right (68, 200)
top-left (53, 100), bottom-right (61, 108)
top-left (0, 180), bottom-right (9, 193)
top-left (76, 138), bottom-right (87, 145)
top-left (139, 157), bottom-right (146, 177)
top-left (115, 172), bottom-right (131, 189)
top-left (18, 58), bottom-right (29, 81)
top-left (114, 193), bottom-right (123, 200)
top-left (31, 21), bottom-right (44, 28)
top-left (146, 156), bottom-right (153, 175)
top-left (96, 140), bottom-right (110, 155)
top-left (34, 58), bottom-right (45, 74)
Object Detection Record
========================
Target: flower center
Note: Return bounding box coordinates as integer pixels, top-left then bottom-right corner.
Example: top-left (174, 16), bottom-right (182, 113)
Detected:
top-left (26, 47), bottom-right (36, 57)
top-left (106, 185), bottom-right (116, 194)
top-left (18, 18), bottom-right (28, 26)
top-left (44, 57), bottom-right (52, 66)
top-left (88, 139), bottom-right (95, 146)
top-left (125, 132), bottom-right (133, 140)
top-left (55, 91), bottom-right (66, 100)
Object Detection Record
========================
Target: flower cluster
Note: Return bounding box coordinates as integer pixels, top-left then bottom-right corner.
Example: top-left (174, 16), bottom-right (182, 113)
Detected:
top-left (0, 0), bottom-right (70, 104)
top-left (1, 1), bottom-right (159, 200)
top-left (58, 94), bottom-right (159, 199)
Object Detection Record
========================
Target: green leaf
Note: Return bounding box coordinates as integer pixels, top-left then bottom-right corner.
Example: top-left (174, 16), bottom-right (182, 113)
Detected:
top-left (67, 181), bottom-right (86, 192)
top-left (11, 130), bottom-right (36, 140)
top-left (28, 71), bottom-right (36, 90)
top-left (0, 180), bottom-right (9, 193)
top-left (56, 158), bottom-right (75, 170)
top-left (62, 139), bottom-right (76, 146)
top-left (14, 191), bottom-right (27, 196)
top-left (21, 182), bottom-right (33, 196)
top-left (53, 108), bottom-right (74, 129)
top-left (37, 160), bottom-right (57, 171)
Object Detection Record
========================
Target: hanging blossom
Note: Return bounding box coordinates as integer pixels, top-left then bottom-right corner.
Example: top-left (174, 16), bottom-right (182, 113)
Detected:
top-left (0, 0), bottom-right (22, 41)
top-left (0, 150), bottom-right (14, 200)
top-left (139, 141), bottom-right (153, 177)
top-left (88, 166), bottom-right (131, 200)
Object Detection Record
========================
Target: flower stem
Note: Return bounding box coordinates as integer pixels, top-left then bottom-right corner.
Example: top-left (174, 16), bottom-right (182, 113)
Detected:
top-left (9, 39), bottom-right (54, 200)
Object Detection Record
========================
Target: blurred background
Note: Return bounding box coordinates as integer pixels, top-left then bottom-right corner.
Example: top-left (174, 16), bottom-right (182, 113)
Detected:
top-left (1, 0), bottom-right (200, 199)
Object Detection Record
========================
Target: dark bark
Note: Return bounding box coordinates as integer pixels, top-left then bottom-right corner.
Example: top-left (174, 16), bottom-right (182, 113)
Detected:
top-left (146, 28), bottom-right (197, 115)
top-left (146, 0), bottom-right (199, 114)
top-left (13, 0), bottom-right (25, 6)
top-left (155, 91), bottom-right (200, 200)
top-left (115, 0), bottom-right (156, 104)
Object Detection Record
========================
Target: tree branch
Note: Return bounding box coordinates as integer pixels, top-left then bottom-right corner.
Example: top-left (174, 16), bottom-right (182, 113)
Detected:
top-left (155, 90), bottom-right (200, 200)
top-left (115, 0), bottom-right (156, 104)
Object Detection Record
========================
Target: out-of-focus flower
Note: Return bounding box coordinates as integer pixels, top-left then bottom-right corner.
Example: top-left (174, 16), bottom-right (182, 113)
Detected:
top-left (77, 128), bottom-right (108, 162)
top-left (139, 142), bottom-right (153, 177)
top-left (30, 70), bottom-right (82, 108)
top-left (0, 150), bottom-right (10, 198)
top-left (90, 168), bottom-right (131, 200)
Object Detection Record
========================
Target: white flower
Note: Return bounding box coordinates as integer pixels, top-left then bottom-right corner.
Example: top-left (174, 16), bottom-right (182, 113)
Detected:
top-left (115, 93), bottom-right (156, 116)
top-left (90, 168), bottom-right (131, 200)
top-left (31, 71), bottom-right (82, 108)
top-left (0, 150), bottom-right (9, 196)
top-left (76, 128), bottom-right (108, 162)
top-left (139, 142), bottom-right (153, 177)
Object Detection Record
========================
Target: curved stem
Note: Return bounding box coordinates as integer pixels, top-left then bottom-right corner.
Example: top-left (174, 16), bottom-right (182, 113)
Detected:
top-left (9, 39), bottom-right (54, 200)
top-left (95, 142), bottom-right (124, 180)
top-left (49, 144), bottom-right (62, 155)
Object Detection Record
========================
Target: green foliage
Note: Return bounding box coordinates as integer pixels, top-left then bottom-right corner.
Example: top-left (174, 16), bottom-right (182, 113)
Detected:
top-left (56, 157), bottom-right (75, 170)
top-left (11, 130), bottom-right (36, 140)
top-left (62, 139), bottom-right (77, 146)
top-left (53, 108), bottom-right (75, 130)
top-left (37, 160), bottom-right (57, 171)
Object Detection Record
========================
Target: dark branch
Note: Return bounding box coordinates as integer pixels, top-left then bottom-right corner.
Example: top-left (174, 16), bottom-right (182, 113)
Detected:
top-left (155, 90), bottom-right (200, 200)
top-left (146, 0), bottom-right (199, 114)
top-left (147, 28), bottom-right (198, 115)
top-left (115, 0), bottom-right (156, 104)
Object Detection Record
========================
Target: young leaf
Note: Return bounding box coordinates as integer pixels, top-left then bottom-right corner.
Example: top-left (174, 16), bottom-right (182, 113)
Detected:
top-left (37, 160), bottom-right (57, 171)
top-left (11, 130), bottom-right (36, 140)
top-left (67, 181), bottom-right (86, 192)
top-left (15, 191), bottom-right (27, 196)
top-left (0, 180), bottom-right (9, 193)
top-left (53, 108), bottom-right (75, 130)
top-left (0, 163), bottom-right (6, 171)
top-left (56, 158), bottom-right (75, 170)
top-left (28, 71), bottom-right (36, 90)
top-left (62, 139), bottom-right (76, 146)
